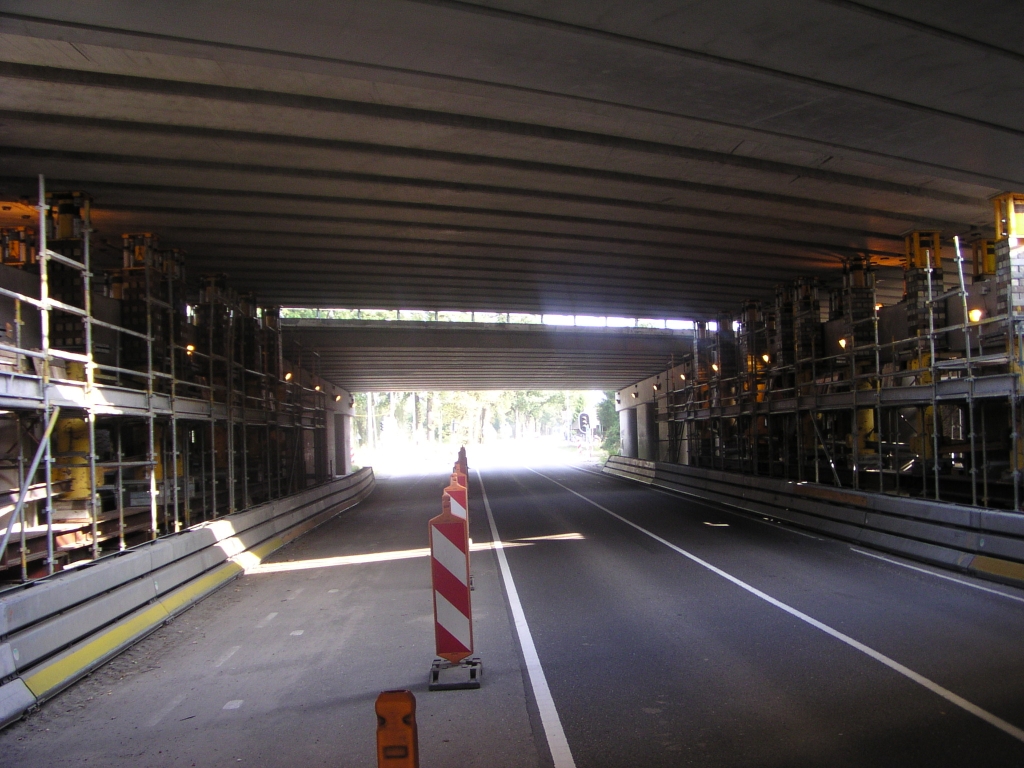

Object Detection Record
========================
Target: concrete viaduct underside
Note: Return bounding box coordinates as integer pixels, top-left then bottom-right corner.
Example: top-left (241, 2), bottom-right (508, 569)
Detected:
top-left (1, 1), bottom-right (1022, 389)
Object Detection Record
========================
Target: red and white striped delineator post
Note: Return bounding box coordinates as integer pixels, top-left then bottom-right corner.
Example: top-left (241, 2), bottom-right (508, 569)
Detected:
top-left (453, 464), bottom-right (467, 492)
top-left (427, 463), bottom-right (481, 690)
top-left (446, 475), bottom-right (468, 522)
top-left (446, 473), bottom-right (475, 596)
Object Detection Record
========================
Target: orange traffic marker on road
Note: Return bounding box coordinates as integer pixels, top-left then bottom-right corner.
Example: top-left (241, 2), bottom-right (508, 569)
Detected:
top-left (376, 690), bottom-right (419, 767)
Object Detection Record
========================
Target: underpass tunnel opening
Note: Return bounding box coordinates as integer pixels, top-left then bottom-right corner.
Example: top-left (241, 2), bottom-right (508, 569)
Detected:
top-left (348, 389), bottom-right (618, 473)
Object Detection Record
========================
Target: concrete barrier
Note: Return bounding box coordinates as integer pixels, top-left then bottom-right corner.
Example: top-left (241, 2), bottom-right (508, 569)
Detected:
top-left (604, 456), bottom-right (1024, 587)
top-left (0, 468), bottom-right (375, 728)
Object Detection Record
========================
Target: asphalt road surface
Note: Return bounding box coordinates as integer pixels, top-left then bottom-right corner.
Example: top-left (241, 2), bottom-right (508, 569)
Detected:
top-left (4, 463), bottom-right (1024, 767)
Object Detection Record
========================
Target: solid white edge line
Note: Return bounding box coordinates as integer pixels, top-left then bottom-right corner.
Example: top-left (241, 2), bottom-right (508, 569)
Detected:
top-left (477, 469), bottom-right (577, 768)
top-left (850, 548), bottom-right (1024, 605)
top-left (529, 466), bottom-right (1024, 745)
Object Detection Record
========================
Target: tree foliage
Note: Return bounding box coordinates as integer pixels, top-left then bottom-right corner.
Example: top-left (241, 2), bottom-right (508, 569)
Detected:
top-left (354, 390), bottom-right (592, 445)
top-left (596, 391), bottom-right (620, 454)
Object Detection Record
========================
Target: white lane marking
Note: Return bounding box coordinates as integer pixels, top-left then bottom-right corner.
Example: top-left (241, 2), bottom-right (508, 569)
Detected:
top-left (285, 588), bottom-right (304, 600)
top-left (850, 548), bottom-right (1024, 605)
top-left (478, 469), bottom-right (577, 768)
top-left (529, 467), bottom-right (1024, 745)
top-left (214, 645), bottom-right (240, 668)
top-left (328, 588), bottom-right (339, 593)
top-left (254, 542), bottom-right (514, 575)
top-left (290, 630), bottom-right (305, 636)
top-left (146, 692), bottom-right (187, 726)
top-left (256, 612), bottom-right (278, 628)
top-left (703, 522), bottom-right (729, 527)
top-left (588, 465), bottom-right (826, 541)
top-left (223, 700), bottom-right (244, 710)
top-left (646, 485), bottom-right (825, 540)
top-left (771, 525), bottom-right (822, 541)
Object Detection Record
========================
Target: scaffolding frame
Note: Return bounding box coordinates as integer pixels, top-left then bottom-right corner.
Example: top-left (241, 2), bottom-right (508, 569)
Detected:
top-left (660, 251), bottom-right (1023, 512)
top-left (0, 176), bottom-right (331, 582)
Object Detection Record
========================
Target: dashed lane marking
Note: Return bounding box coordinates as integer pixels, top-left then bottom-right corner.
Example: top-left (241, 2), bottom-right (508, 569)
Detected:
top-left (214, 646), bottom-right (240, 668)
top-left (147, 693), bottom-right (187, 727)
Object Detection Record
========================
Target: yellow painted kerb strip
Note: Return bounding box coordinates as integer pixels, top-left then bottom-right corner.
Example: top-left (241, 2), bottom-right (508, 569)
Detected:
top-left (18, 494), bottom-right (362, 703)
top-left (971, 555), bottom-right (1024, 583)
top-left (158, 563), bottom-right (243, 615)
top-left (23, 602), bottom-right (169, 698)
top-left (24, 562), bottom-right (242, 699)
top-left (248, 537), bottom-right (284, 560)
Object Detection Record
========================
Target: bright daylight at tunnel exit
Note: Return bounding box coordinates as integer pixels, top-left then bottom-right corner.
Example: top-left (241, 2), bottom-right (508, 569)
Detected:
top-left (2, 2), bottom-right (1024, 767)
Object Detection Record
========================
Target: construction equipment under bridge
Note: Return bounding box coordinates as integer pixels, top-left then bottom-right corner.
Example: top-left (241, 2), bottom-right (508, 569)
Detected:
top-left (2, 3), bottom-right (1024, 766)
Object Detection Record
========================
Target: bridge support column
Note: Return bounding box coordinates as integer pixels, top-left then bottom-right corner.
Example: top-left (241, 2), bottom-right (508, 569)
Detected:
top-left (620, 408), bottom-right (638, 458)
top-left (637, 403), bottom-right (658, 461)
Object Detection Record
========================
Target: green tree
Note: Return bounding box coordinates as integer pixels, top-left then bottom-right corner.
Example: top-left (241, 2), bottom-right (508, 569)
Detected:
top-left (597, 391), bottom-right (620, 454)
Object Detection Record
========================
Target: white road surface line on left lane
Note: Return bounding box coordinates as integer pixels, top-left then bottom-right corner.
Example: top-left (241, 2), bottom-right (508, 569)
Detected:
top-left (146, 693), bottom-right (187, 727)
top-left (214, 646), bottom-right (240, 668)
top-left (478, 469), bottom-right (577, 768)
